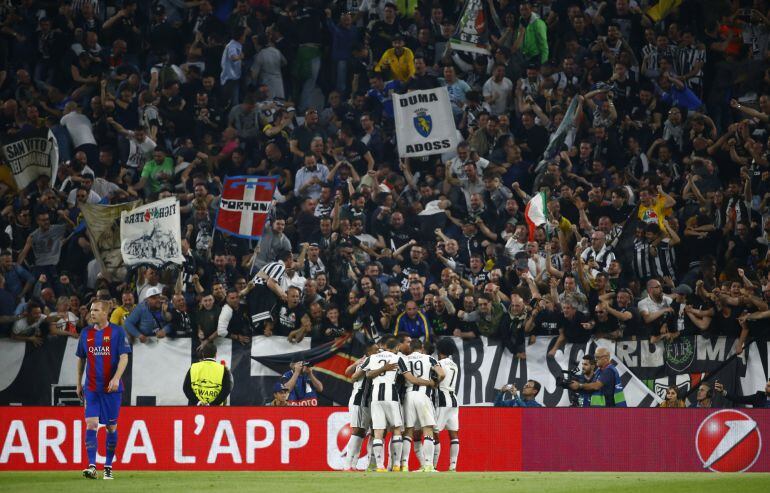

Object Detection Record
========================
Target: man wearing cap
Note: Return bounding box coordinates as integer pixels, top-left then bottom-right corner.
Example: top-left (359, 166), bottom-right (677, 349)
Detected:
top-left (266, 382), bottom-right (291, 406)
top-left (374, 34), bottom-right (415, 83)
top-left (183, 343), bottom-right (232, 406)
top-left (124, 286), bottom-right (170, 343)
top-left (666, 284), bottom-right (712, 340)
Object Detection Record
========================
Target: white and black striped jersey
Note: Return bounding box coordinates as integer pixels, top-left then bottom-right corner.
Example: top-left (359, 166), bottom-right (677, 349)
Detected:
top-left (675, 45), bottom-right (706, 88)
top-left (631, 238), bottom-right (654, 280)
top-left (350, 364), bottom-right (373, 408)
top-left (405, 353), bottom-right (438, 397)
top-left (580, 245), bottom-right (616, 273)
top-left (651, 238), bottom-right (676, 280)
top-left (360, 350), bottom-right (408, 402)
top-left (436, 357), bottom-right (459, 408)
top-left (251, 260), bottom-right (286, 286)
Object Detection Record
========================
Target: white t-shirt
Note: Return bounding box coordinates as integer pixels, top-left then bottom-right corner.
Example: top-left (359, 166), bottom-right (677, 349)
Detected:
top-left (126, 134), bottom-right (157, 170)
top-left (60, 112), bottom-right (96, 147)
top-left (482, 76), bottom-right (513, 116)
top-left (638, 295), bottom-right (672, 316)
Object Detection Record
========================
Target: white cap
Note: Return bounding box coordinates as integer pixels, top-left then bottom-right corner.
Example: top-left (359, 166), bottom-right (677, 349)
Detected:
top-left (145, 286), bottom-right (163, 298)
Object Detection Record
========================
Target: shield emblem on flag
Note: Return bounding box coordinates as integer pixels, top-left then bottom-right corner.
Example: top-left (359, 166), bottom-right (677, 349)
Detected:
top-left (413, 113), bottom-right (432, 137)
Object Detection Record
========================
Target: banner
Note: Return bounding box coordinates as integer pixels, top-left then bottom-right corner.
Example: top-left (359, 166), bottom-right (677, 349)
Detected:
top-left (450, 0), bottom-right (491, 54)
top-left (1, 336), bottom-right (767, 408)
top-left (215, 176), bottom-right (278, 239)
top-left (534, 95), bottom-right (579, 173)
top-left (393, 87), bottom-right (458, 158)
top-left (0, 128), bottom-right (58, 190)
top-left (80, 201), bottom-right (141, 282)
top-left (0, 407), bottom-right (768, 471)
top-left (120, 197), bottom-right (184, 267)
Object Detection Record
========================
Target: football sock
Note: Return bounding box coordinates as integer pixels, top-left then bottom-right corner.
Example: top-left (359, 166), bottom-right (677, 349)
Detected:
top-left (433, 440), bottom-right (441, 468)
top-left (413, 438), bottom-right (423, 467)
top-left (401, 436), bottom-right (412, 467)
top-left (345, 435), bottom-right (363, 469)
top-left (449, 439), bottom-right (460, 470)
top-left (372, 439), bottom-right (384, 469)
top-left (367, 438), bottom-right (375, 467)
top-left (85, 429), bottom-right (97, 466)
top-left (422, 436), bottom-right (435, 467)
top-left (105, 430), bottom-right (118, 467)
top-left (391, 436), bottom-right (403, 468)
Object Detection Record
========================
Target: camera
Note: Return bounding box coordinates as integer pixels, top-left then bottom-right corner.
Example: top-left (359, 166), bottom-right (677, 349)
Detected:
top-left (555, 367), bottom-right (583, 406)
top-left (555, 370), bottom-right (575, 389)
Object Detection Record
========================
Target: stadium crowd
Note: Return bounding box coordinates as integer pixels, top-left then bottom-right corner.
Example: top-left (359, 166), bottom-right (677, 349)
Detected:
top-left (1, 0), bottom-right (770, 408)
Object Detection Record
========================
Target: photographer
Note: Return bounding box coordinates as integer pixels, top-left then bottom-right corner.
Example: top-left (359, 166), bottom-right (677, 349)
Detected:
top-left (568, 347), bottom-right (626, 407)
top-left (282, 360), bottom-right (324, 406)
top-left (494, 380), bottom-right (542, 407)
top-left (564, 354), bottom-right (598, 407)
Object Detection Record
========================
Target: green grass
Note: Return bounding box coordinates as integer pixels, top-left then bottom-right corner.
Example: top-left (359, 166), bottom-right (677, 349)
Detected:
top-left (1, 472), bottom-right (769, 493)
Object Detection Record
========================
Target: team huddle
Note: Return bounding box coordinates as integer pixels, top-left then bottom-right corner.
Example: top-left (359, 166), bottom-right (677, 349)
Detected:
top-left (343, 336), bottom-right (460, 472)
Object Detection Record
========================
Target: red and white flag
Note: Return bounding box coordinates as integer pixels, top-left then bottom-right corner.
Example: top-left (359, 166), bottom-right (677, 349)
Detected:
top-left (215, 176), bottom-right (278, 239)
top-left (524, 191), bottom-right (548, 241)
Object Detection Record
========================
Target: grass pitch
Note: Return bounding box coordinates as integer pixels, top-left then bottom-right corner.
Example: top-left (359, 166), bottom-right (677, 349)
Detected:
top-left (1, 471), bottom-right (769, 493)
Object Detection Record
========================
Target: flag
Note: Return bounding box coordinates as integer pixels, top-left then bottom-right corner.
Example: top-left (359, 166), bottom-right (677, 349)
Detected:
top-left (450, 0), bottom-right (491, 54)
top-left (524, 192), bottom-right (548, 241)
top-left (534, 95), bottom-right (580, 173)
top-left (646, 0), bottom-right (683, 23)
top-left (81, 200), bottom-right (141, 282)
top-left (215, 176), bottom-right (278, 239)
top-left (393, 87), bottom-right (458, 158)
top-left (120, 197), bottom-right (184, 267)
top-left (253, 332), bottom-right (368, 405)
top-left (0, 128), bottom-right (58, 190)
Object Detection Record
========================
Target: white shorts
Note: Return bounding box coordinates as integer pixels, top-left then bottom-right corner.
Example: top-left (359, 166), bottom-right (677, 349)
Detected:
top-left (370, 400), bottom-right (403, 430)
top-left (348, 403), bottom-right (371, 430)
top-left (435, 407), bottom-right (459, 431)
top-left (404, 392), bottom-right (436, 429)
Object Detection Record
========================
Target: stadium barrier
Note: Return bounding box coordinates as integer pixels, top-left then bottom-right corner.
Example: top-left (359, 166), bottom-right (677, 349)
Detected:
top-left (1, 407), bottom-right (768, 472)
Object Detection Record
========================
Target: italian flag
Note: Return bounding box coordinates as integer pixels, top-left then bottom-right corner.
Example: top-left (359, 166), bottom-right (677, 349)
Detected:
top-left (524, 192), bottom-right (548, 241)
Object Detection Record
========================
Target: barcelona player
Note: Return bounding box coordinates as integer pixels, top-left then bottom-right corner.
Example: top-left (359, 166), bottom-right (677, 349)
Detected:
top-left (76, 300), bottom-right (131, 480)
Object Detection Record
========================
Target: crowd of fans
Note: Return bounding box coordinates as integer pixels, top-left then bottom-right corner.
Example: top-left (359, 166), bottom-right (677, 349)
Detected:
top-left (1, 0), bottom-right (770, 406)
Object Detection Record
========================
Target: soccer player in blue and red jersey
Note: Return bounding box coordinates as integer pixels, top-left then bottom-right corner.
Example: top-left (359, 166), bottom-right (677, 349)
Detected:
top-left (76, 300), bottom-right (131, 480)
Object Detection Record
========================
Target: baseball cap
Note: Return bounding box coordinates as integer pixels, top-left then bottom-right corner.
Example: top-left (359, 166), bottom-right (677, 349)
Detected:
top-left (145, 286), bottom-right (163, 298)
top-left (273, 382), bottom-right (289, 393)
top-left (672, 284), bottom-right (692, 295)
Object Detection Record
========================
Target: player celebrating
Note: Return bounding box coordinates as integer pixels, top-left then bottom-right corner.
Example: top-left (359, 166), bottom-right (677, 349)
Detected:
top-left (361, 337), bottom-right (434, 472)
top-left (403, 339), bottom-right (444, 472)
top-left (343, 342), bottom-right (379, 471)
top-left (434, 338), bottom-right (460, 471)
top-left (76, 300), bottom-right (131, 480)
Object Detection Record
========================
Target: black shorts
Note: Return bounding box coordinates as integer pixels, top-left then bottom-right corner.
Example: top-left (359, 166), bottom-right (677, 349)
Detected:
top-left (248, 284), bottom-right (276, 327)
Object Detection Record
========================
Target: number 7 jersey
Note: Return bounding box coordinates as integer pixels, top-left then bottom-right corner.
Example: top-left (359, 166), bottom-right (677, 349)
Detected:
top-left (436, 357), bottom-right (459, 407)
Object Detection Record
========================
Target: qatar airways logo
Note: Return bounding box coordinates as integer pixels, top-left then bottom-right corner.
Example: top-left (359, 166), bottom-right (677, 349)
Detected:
top-left (87, 346), bottom-right (111, 356)
top-left (696, 410), bottom-right (762, 473)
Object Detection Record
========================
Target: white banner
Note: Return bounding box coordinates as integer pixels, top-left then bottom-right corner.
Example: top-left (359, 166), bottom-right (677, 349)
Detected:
top-left (393, 87), bottom-right (458, 158)
top-left (120, 197), bottom-right (184, 266)
top-left (451, 336), bottom-right (662, 407)
top-left (1, 128), bottom-right (59, 190)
